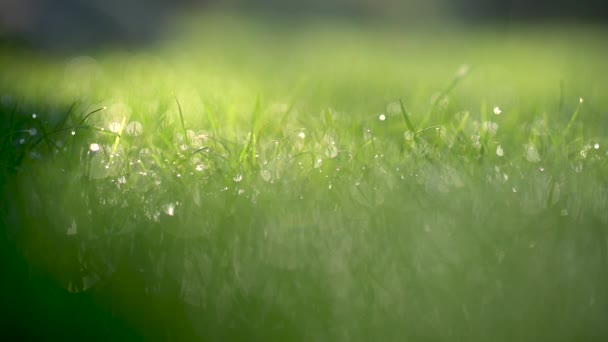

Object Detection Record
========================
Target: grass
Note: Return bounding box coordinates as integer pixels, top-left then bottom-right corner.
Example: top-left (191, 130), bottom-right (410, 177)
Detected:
top-left (1, 13), bottom-right (608, 341)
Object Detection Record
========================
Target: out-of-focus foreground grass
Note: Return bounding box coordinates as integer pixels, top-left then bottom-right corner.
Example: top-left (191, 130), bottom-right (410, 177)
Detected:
top-left (1, 13), bottom-right (608, 341)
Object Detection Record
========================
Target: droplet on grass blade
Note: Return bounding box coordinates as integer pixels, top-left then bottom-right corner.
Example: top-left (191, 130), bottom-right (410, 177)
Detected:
top-left (126, 121), bottom-right (143, 136)
top-left (496, 145), bottom-right (504, 157)
top-left (67, 220), bottom-right (77, 236)
top-left (89, 143), bottom-right (101, 152)
top-left (482, 121), bottom-right (498, 135)
top-left (108, 121), bottom-right (121, 133)
top-left (524, 144), bottom-right (541, 163)
top-left (261, 169), bottom-right (272, 182)
top-left (404, 131), bottom-right (415, 141)
top-left (164, 203), bottom-right (175, 216)
top-left (233, 174), bottom-right (243, 183)
top-left (325, 144), bottom-right (338, 158)
top-left (493, 106), bottom-right (502, 115)
top-left (378, 114), bottom-right (386, 121)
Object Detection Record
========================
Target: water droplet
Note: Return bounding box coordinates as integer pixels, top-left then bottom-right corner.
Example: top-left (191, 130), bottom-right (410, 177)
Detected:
top-left (314, 157), bottom-right (323, 168)
top-left (579, 97), bottom-right (584, 103)
top-left (493, 106), bottom-right (502, 115)
top-left (126, 121), bottom-right (143, 136)
top-left (261, 169), bottom-right (272, 182)
top-left (539, 166), bottom-right (544, 172)
top-left (524, 144), bottom-right (541, 163)
top-left (496, 145), bottom-right (504, 157)
top-left (456, 64), bottom-right (470, 78)
top-left (89, 143), bottom-right (101, 152)
top-left (71, 131), bottom-right (76, 136)
top-left (176, 173), bottom-right (182, 178)
top-left (164, 203), bottom-right (175, 216)
top-left (512, 187), bottom-right (517, 193)
top-left (471, 135), bottom-right (481, 149)
top-left (594, 143), bottom-right (600, 150)
top-left (378, 114), bottom-right (386, 121)
top-left (233, 174), bottom-right (243, 182)
top-left (482, 121), bottom-right (498, 135)
top-left (195, 164), bottom-right (205, 172)
top-left (298, 132), bottom-right (306, 139)
top-left (32, 113), bottom-right (37, 119)
top-left (67, 220), bottom-right (77, 236)
top-left (325, 143), bottom-right (338, 158)
top-left (109, 121), bottom-right (121, 133)
top-left (580, 145), bottom-right (590, 158)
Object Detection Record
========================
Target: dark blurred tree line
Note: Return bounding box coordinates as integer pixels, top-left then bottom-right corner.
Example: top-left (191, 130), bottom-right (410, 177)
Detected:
top-left (1, 0), bottom-right (606, 50)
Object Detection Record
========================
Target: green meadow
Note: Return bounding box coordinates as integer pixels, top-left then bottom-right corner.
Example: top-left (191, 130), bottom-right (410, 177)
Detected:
top-left (1, 14), bottom-right (608, 341)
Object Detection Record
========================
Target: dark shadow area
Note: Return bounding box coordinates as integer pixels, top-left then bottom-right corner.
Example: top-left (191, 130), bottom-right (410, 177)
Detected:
top-left (1, 0), bottom-right (606, 52)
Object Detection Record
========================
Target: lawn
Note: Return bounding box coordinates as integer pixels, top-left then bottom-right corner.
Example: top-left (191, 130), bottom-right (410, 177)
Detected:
top-left (1, 13), bottom-right (608, 341)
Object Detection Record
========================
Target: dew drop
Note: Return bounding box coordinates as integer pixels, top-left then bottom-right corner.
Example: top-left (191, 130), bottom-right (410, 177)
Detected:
top-left (233, 174), bottom-right (243, 183)
top-left (325, 143), bottom-right (338, 158)
top-left (164, 203), bottom-right (175, 216)
top-left (594, 143), bottom-right (600, 150)
top-left (67, 220), bottom-right (77, 236)
top-left (298, 132), bottom-right (306, 139)
top-left (261, 169), bottom-right (272, 182)
top-left (482, 121), bottom-right (498, 134)
top-left (378, 114), bottom-right (386, 121)
top-left (496, 145), bottom-right (504, 157)
top-left (524, 144), bottom-right (541, 163)
top-left (126, 121), bottom-right (143, 136)
top-left (89, 143), bottom-right (101, 152)
top-left (71, 131), bottom-right (76, 136)
top-left (493, 106), bottom-right (502, 115)
top-left (109, 121), bottom-right (121, 133)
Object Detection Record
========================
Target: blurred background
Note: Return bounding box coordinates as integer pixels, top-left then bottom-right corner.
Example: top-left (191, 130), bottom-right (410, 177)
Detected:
top-left (1, 0), bottom-right (607, 50)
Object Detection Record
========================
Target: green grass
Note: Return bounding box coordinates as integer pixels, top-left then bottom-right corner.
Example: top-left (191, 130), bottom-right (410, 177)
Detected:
top-left (1, 13), bottom-right (608, 341)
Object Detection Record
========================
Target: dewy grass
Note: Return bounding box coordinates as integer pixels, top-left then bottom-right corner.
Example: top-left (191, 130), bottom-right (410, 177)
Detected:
top-left (1, 14), bottom-right (608, 341)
